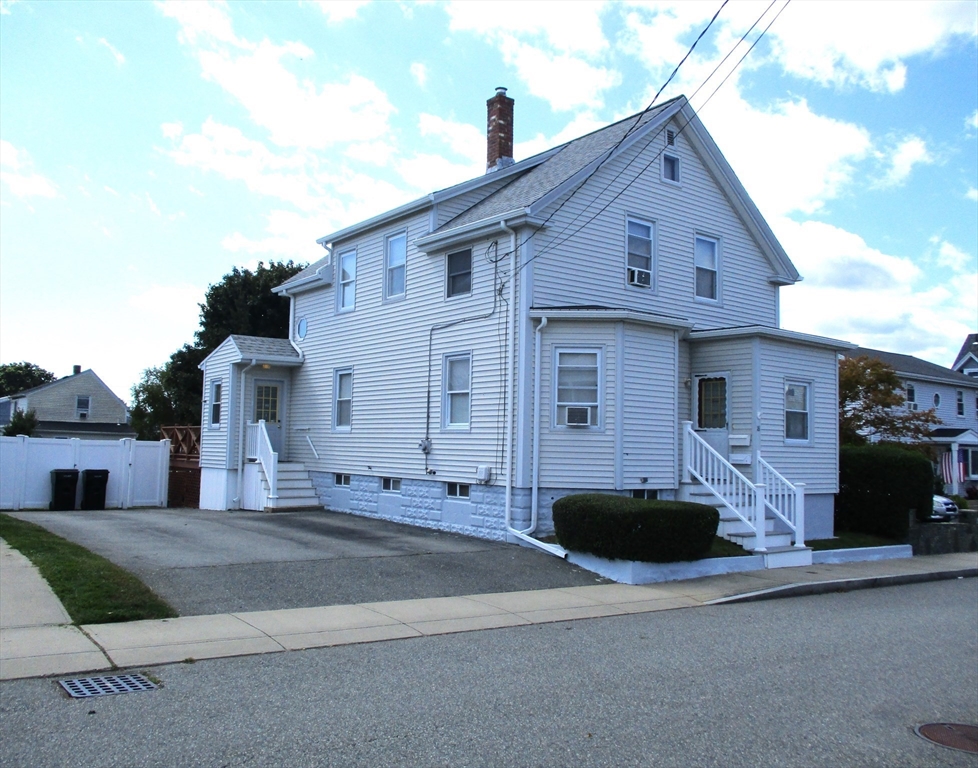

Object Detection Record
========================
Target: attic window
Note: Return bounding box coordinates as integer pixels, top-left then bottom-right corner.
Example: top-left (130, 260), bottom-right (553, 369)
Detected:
top-left (662, 154), bottom-right (680, 184)
top-left (666, 129), bottom-right (675, 146)
top-left (76, 396), bottom-right (90, 420)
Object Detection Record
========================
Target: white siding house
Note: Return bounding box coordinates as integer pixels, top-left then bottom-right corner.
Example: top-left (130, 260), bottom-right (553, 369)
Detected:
top-left (199, 90), bottom-right (853, 565)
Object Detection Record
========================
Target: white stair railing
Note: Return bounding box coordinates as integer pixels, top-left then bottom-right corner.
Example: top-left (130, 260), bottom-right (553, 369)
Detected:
top-left (255, 419), bottom-right (278, 500)
top-left (682, 421), bottom-right (765, 552)
top-left (245, 423), bottom-right (260, 461)
top-left (756, 453), bottom-right (806, 548)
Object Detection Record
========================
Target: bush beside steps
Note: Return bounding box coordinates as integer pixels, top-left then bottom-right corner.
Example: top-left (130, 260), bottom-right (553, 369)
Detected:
top-left (553, 494), bottom-right (720, 564)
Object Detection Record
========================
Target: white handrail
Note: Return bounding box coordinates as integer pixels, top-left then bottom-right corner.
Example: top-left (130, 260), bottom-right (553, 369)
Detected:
top-left (245, 423), bottom-right (260, 461)
top-left (255, 419), bottom-right (278, 499)
top-left (757, 453), bottom-right (805, 548)
top-left (683, 422), bottom-right (758, 535)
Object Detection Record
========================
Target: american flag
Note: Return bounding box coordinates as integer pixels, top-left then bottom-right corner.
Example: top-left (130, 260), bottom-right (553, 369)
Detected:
top-left (941, 451), bottom-right (966, 484)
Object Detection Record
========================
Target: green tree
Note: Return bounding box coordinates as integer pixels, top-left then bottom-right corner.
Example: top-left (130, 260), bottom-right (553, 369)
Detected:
top-left (0, 362), bottom-right (56, 397)
top-left (3, 408), bottom-right (39, 437)
top-left (129, 261), bottom-right (304, 439)
top-left (839, 355), bottom-right (940, 445)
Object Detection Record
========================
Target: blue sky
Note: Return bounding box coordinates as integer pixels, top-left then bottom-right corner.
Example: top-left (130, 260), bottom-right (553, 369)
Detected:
top-left (1, 0), bottom-right (976, 400)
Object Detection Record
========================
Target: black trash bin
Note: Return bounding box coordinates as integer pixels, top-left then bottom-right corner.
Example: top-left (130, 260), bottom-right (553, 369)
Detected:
top-left (80, 469), bottom-right (110, 511)
top-left (50, 469), bottom-right (79, 511)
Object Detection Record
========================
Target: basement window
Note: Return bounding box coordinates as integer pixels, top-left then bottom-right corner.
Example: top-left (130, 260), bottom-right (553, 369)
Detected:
top-left (446, 482), bottom-right (470, 498)
top-left (382, 477), bottom-right (401, 493)
top-left (335, 473), bottom-right (351, 487)
top-left (632, 489), bottom-right (658, 499)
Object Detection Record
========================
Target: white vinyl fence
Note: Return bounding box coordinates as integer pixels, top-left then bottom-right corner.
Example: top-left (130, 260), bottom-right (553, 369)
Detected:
top-left (0, 436), bottom-right (170, 510)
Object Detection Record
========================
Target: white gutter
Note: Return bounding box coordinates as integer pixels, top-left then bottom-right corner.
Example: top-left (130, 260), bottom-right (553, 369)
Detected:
top-left (286, 296), bottom-right (304, 362)
top-left (232, 359), bottom-right (257, 509)
top-left (500, 224), bottom-right (565, 558)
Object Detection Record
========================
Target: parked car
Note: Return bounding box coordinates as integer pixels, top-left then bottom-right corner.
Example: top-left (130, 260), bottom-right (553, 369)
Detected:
top-left (931, 495), bottom-right (959, 521)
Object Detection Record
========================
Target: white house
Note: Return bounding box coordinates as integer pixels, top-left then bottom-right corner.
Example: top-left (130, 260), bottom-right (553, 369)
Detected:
top-left (200, 90), bottom-right (854, 567)
top-left (0, 366), bottom-right (135, 440)
top-left (849, 346), bottom-right (978, 497)
top-left (952, 334), bottom-right (978, 379)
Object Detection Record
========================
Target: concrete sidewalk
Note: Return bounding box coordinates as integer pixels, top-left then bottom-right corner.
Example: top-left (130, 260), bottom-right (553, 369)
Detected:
top-left (1, 542), bottom-right (975, 681)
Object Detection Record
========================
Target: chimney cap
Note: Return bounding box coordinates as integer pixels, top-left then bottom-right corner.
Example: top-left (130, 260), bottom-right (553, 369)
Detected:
top-left (495, 86), bottom-right (508, 95)
top-left (72, 365), bottom-right (81, 375)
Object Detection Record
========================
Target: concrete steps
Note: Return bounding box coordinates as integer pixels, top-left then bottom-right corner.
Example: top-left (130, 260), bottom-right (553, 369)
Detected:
top-left (262, 462), bottom-right (321, 511)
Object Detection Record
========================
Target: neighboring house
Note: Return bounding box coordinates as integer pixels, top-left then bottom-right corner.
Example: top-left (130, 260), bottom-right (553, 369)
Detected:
top-left (200, 90), bottom-right (854, 567)
top-left (0, 366), bottom-right (136, 440)
top-left (952, 333), bottom-right (978, 378)
top-left (847, 347), bottom-right (978, 497)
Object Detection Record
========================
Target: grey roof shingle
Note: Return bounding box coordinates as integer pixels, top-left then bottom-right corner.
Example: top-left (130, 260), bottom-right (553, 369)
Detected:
top-left (849, 346), bottom-right (978, 386)
top-left (229, 335), bottom-right (300, 360)
top-left (953, 333), bottom-right (977, 370)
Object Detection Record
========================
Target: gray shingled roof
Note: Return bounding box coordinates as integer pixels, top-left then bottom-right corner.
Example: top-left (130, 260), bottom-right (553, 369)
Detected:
top-left (953, 333), bottom-right (977, 370)
top-left (230, 335), bottom-right (300, 360)
top-left (849, 346), bottom-right (978, 386)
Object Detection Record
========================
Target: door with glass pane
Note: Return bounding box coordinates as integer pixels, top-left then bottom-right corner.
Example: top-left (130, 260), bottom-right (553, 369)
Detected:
top-left (693, 374), bottom-right (728, 458)
top-left (255, 380), bottom-right (285, 454)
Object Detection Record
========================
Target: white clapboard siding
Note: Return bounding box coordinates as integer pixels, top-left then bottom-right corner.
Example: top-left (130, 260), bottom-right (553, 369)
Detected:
top-left (690, 337), bottom-right (756, 438)
top-left (530, 121), bottom-right (778, 328)
top-left (537, 321), bottom-right (617, 488)
top-left (199, 344), bottom-right (237, 470)
top-left (757, 338), bottom-right (839, 494)
top-left (905, 379), bottom-right (978, 430)
top-left (621, 324), bottom-right (679, 488)
top-left (19, 371), bottom-right (128, 424)
top-left (286, 212), bottom-right (522, 484)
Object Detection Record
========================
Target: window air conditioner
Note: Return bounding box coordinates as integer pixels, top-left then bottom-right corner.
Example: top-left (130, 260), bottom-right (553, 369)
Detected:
top-left (566, 407), bottom-right (591, 426)
top-left (627, 268), bottom-right (651, 287)
top-left (907, 402), bottom-right (918, 411)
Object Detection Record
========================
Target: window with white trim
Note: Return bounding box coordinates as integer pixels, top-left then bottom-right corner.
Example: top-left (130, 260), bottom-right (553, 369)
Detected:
top-left (556, 349), bottom-right (600, 427)
top-left (76, 395), bottom-right (90, 420)
top-left (382, 477), bottom-right (401, 492)
top-left (626, 217), bottom-right (654, 289)
top-left (785, 381), bottom-right (810, 441)
top-left (446, 482), bottom-right (470, 498)
top-left (970, 448), bottom-right (978, 479)
top-left (385, 232), bottom-right (406, 299)
top-left (957, 390), bottom-right (965, 417)
top-left (334, 368), bottom-right (353, 430)
top-left (632, 489), bottom-right (658, 499)
top-left (335, 473), bottom-right (350, 486)
top-left (446, 248), bottom-right (472, 298)
top-left (209, 381), bottom-right (222, 426)
top-left (337, 249), bottom-right (356, 311)
top-left (662, 153), bottom-right (680, 184)
top-left (694, 236), bottom-right (718, 301)
top-left (906, 383), bottom-right (918, 411)
top-left (934, 393), bottom-right (941, 408)
top-left (444, 354), bottom-right (471, 428)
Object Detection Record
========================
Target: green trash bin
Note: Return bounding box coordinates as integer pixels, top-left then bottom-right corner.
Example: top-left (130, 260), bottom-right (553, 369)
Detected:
top-left (81, 469), bottom-right (110, 510)
top-left (50, 469), bottom-right (79, 510)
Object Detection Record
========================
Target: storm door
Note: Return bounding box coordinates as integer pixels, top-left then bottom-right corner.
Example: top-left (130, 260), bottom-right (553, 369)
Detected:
top-left (694, 374), bottom-right (728, 458)
top-left (255, 380), bottom-right (285, 455)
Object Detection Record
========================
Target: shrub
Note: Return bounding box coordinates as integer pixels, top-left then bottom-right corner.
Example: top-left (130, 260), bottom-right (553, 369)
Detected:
top-left (837, 444), bottom-right (933, 540)
top-left (552, 494), bottom-right (719, 563)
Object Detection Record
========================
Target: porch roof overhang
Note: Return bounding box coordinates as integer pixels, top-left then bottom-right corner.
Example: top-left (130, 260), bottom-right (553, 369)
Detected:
top-left (929, 428), bottom-right (978, 446)
top-left (200, 335), bottom-right (303, 370)
top-left (529, 306), bottom-right (691, 330)
top-left (688, 325), bottom-right (855, 351)
top-left (414, 210), bottom-right (547, 255)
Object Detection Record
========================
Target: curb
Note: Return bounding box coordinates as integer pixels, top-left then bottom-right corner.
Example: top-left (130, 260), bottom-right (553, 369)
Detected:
top-left (705, 567), bottom-right (978, 605)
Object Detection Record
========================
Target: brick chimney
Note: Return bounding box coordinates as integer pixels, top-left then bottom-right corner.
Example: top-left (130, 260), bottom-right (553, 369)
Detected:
top-left (486, 87), bottom-right (514, 173)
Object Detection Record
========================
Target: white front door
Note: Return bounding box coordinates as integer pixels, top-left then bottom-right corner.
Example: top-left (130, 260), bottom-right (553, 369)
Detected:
top-left (255, 380), bottom-right (285, 455)
top-left (694, 374), bottom-right (728, 458)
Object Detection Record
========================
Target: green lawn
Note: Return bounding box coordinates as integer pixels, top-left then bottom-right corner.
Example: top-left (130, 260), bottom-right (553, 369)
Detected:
top-left (0, 513), bottom-right (177, 625)
top-left (808, 530), bottom-right (899, 551)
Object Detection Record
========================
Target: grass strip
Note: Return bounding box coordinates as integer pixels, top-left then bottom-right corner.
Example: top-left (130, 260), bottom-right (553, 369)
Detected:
top-left (808, 530), bottom-right (899, 551)
top-left (0, 513), bottom-right (177, 625)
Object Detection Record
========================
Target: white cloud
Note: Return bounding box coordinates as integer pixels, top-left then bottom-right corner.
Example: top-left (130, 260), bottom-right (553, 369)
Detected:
top-left (0, 0), bottom-right (20, 15)
top-left (967, 187), bottom-right (978, 202)
top-left (104, 185), bottom-right (119, 196)
top-left (877, 135), bottom-right (932, 187)
top-left (222, 209), bottom-right (326, 260)
top-left (775, 218), bottom-right (978, 365)
top-left (146, 193), bottom-right (162, 216)
top-left (418, 114), bottom-right (484, 161)
top-left (930, 237), bottom-right (974, 273)
top-left (0, 140), bottom-right (59, 198)
top-left (345, 140), bottom-right (397, 166)
top-left (156, 0), bottom-right (253, 49)
top-left (969, 110), bottom-right (978, 130)
top-left (312, 0), bottom-right (369, 23)
top-left (161, 121), bottom-right (184, 139)
top-left (98, 37), bottom-right (126, 65)
top-left (410, 62), bottom-right (427, 88)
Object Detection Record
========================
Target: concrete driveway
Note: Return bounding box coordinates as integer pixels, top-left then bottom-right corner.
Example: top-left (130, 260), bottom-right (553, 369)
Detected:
top-left (8, 509), bottom-right (603, 616)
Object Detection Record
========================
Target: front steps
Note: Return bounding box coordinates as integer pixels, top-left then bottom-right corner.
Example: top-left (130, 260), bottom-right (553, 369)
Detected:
top-left (683, 482), bottom-right (812, 567)
top-left (262, 462), bottom-right (321, 512)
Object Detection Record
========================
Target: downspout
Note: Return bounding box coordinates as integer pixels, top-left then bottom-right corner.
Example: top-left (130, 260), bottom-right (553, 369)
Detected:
top-left (233, 359), bottom-right (257, 509)
top-left (286, 293), bottom-right (305, 362)
top-left (501, 222), bottom-right (564, 558)
top-left (530, 316), bottom-right (548, 531)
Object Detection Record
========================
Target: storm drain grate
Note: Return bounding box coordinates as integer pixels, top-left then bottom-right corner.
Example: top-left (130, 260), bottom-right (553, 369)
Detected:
top-left (59, 674), bottom-right (157, 699)
top-left (915, 723), bottom-right (978, 754)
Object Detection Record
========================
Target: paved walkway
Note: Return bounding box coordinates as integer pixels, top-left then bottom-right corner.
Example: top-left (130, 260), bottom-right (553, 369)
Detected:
top-left (1, 539), bottom-right (975, 681)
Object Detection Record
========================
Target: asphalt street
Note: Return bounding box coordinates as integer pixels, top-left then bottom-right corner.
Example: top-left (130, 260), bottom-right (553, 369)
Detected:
top-left (1, 579), bottom-right (976, 767)
top-left (9, 509), bottom-right (606, 614)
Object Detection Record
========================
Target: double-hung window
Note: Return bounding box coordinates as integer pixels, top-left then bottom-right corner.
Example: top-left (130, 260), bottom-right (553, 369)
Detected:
top-left (957, 390), bottom-right (965, 417)
top-left (209, 381), bottom-right (222, 426)
top-left (447, 249), bottom-right (472, 298)
top-left (694, 236), bottom-right (719, 301)
top-left (626, 217), bottom-right (654, 289)
top-left (338, 249), bottom-right (356, 311)
top-left (385, 232), bottom-right (406, 300)
top-left (334, 368), bottom-right (353, 430)
top-left (556, 349), bottom-right (600, 427)
top-left (76, 395), bottom-right (90, 420)
top-left (662, 154), bottom-right (680, 184)
top-left (785, 381), bottom-right (810, 442)
top-left (906, 383), bottom-right (918, 411)
top-left (444, 354), bottom-right (471, 428)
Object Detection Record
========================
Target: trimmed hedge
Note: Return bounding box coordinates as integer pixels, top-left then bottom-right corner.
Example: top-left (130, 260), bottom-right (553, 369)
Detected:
top-left (552, 494), bottom-right (720, 563)
top-left (836, 444), bottom-right (933, 540)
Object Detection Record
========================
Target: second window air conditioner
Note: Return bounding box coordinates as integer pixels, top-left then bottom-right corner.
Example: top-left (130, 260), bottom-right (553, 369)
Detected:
top-left (627, 268), bottom-right (651, 287)
top-left (566, 407), bottom-right (591, 426)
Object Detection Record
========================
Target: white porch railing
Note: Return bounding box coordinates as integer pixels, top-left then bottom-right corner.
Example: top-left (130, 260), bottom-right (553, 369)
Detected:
top-left (683, 421), bottom-right (766, 551)
top-left (682, 422), bottom-right (807, 551)
top-left (756, 453), bottom-right (806, 548)
top-left (245, 420), bottom-right (278, 500)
